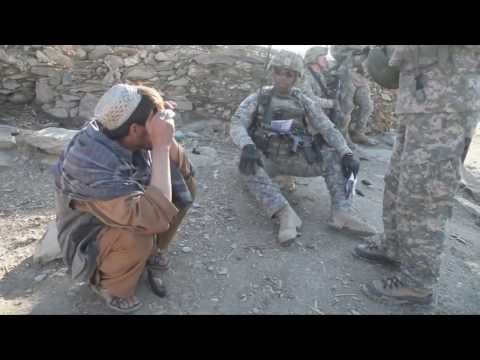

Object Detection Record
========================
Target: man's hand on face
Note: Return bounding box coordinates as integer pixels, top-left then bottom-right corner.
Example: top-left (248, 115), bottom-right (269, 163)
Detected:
top-left (146, 112), bottom-right (175, 148)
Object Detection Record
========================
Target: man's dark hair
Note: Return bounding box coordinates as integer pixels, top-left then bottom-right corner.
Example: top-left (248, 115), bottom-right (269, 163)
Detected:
top-left (101, 93), bottom-right (156, 140)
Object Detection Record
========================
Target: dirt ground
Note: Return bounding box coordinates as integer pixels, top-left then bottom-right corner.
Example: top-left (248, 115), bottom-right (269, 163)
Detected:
top-left (0, 117), bottom-right (479, 315)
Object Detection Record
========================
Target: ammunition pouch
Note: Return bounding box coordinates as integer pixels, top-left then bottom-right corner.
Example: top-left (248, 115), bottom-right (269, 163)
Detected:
top-left (250, 126), bottom-right (324, 165)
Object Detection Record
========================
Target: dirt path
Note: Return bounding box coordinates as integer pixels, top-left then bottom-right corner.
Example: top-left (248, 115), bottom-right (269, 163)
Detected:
top-left (1, 125), bottom-right (479, 315)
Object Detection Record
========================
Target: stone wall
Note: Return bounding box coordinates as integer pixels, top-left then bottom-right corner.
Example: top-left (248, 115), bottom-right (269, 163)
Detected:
top-left (0, 45), bottom-right (396, 132)
top-left (0, 45), bottom-right (274, 124)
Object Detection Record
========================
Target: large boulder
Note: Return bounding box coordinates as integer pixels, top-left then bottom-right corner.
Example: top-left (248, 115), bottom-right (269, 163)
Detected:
top-left (33, 222), bottom-right (62, 265)
top-left (22, 127), bottom-right (78, 155)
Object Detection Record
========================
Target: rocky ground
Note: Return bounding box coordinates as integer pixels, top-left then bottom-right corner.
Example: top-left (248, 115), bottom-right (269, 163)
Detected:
top-left (0, 116), bottom-right (479, 315)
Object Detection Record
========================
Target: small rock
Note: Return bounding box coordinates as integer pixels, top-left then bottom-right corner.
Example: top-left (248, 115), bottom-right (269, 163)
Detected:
top-left (252, 307), bottom-right (260, 314)
top-left (361, 180), bottom-right (373, 186)
top-left (182, 246), bottom-right (193, 253)
top-left (207, 266), bottom-right (215, 272)
top-left (210, 298), bottom-right (219, 302)
top-left (350, 310), bottom-right (361, 315)
top-left (34, 273), bottom-right (48, 282)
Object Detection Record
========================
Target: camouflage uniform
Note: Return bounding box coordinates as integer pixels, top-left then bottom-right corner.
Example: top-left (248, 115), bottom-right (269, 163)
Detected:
top-left (330, 45), bottom-right (374, 137)
top-left (379, 45), bottom-right (480, 290)
top-left (230, 86), bottom-right (353, 218)
top-left (298, 64), bottom-right (336, 111)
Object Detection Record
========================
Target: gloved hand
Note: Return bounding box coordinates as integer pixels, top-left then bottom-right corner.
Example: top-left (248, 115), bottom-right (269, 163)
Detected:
top-left (239, 144), bottom-right (263, 176)
top-left (342, 153), bottom-right (360, 178)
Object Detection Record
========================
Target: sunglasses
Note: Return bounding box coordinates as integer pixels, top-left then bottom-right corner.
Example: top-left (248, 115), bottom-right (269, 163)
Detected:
top-left (273, 67), bottom-right (297, 79)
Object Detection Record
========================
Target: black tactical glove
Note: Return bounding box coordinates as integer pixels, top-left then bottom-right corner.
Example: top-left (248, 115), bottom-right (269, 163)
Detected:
top-left (239, 144), bottom-right (263, 176)
top-left (341, 153), bottom-right (360, 178)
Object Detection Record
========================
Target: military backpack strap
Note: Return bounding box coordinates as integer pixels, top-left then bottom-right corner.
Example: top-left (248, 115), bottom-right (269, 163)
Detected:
top-left (308, 67), bottom-right (332, 99)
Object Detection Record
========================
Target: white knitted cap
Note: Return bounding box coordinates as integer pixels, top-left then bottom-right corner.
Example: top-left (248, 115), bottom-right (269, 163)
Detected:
top-left (93, 84), bottom-right (142, 130)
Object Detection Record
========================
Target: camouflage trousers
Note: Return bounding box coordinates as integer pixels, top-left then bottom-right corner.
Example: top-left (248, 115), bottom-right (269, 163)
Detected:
top-left (380, 112), bottom-right (476, 289)
top-left (241, 144), bottom-right (351, 218)
top-left (337, 81), bottom-right (374, 135)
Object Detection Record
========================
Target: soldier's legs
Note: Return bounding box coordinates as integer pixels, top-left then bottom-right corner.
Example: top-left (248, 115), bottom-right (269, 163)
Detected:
top-left (242, 157), bottom-right (302, 245)
top-left (320, 147), bottom-right (352, 211)
top-left (394, 113), bottom-right (467, 289)
top-left (380, 123), bottom-right (406, 260)
top-left (337, 81), bottom-right (356, 144)
top-left (242, 166), bottom-right (289, 219)
top-left (350, 84), bottom-right (374, 134)
top-left (266, 148), bottom-right (376, 236)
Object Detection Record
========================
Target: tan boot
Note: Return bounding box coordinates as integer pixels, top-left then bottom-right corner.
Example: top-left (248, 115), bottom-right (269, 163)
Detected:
top-left (361, 276), bottom-right (433, 305)
top-left (277, 205), bottom-right (302, 246)
top-left (328, 209), bottom-right (377, 237)
top-left (350, 131), bottom-right (378, 146)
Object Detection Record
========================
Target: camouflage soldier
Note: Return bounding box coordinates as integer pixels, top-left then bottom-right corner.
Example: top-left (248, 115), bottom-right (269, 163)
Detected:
top-left (230, 49), bottom-right (377, 246)
top-left (299, 46), bottom-right (337, 111)
top-left (354, 45), bottom-right (480, 304)
top-left (330, 45), bottom-right (377, 146)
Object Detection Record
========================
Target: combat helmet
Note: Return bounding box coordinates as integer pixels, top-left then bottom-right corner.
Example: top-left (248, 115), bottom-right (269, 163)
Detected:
top-left (304, 46), bottom-right (329, 64)
top-left (268, 49), bottom-right (304, 78)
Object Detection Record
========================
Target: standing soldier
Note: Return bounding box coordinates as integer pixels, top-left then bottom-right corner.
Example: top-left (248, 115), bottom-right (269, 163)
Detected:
top-left (230, 49), bottom-right (377, 247)
top-left (330, 45), bottom-right (377, 146)
top-left (354, 45), bottom-right (480, 304)
top-left (299, 46), bottom-right (338, 112)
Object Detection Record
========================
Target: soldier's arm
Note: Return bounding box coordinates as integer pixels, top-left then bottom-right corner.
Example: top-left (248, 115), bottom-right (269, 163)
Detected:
top-left (299, 92), bottom-right (352, 157)
top-left (230, 93), bottom-right (258, 149)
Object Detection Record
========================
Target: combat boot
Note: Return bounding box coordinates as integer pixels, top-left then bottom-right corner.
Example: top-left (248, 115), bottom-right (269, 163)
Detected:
top-left (361, 276), bottom-right (433, 305)
top-left (277, 205), bottom-right (302, 247)
top-left (353, 242), bottom-right (400, 267)
top-left (328, 209), bottom-right (377, 237)
top-left (350, 131), bottom-right (378, 146)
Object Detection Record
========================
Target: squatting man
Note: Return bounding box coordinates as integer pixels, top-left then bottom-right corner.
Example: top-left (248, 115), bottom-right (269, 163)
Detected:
top-left (54, 84), bottom-right (196, 313)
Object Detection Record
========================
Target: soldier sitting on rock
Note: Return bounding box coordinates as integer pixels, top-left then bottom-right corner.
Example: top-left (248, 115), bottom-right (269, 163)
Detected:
top-left (53, 84), bottom-right (196, 313)
top-left (230, 49), bottom-right (377, 247)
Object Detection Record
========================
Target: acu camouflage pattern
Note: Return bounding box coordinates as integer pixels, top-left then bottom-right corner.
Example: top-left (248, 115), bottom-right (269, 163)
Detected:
top-left (304, 46), bottom-right (329, 65)
top-left (268, 50), bottom-right (305, 78)
top-left (378, 45), bottom-right (480, 289)
top-left (230, 86), bottom-right (353, 217)
top-left (230, 86), bottom-right (351, 156)
top-left (298, 66), bottom-right (336, 110)
top-left (330, 45), bottom-right (374, 135)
